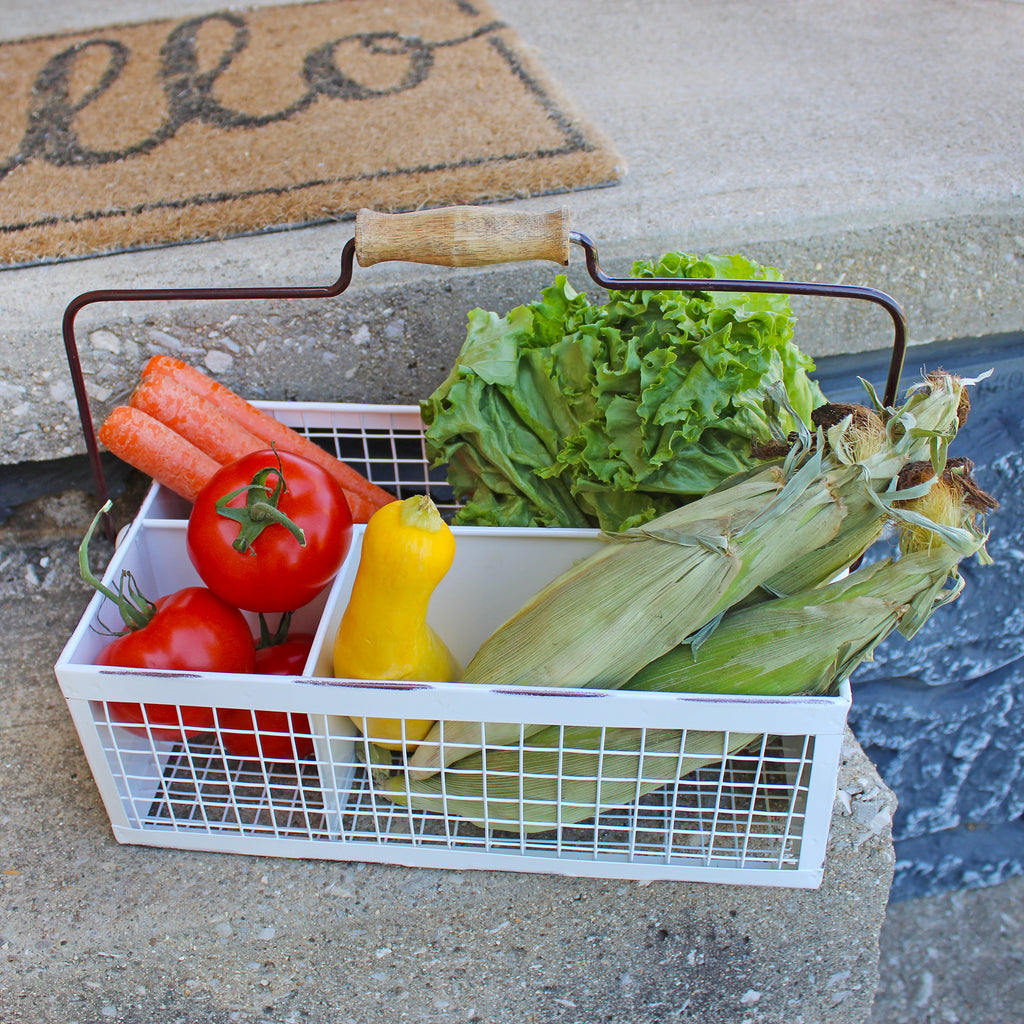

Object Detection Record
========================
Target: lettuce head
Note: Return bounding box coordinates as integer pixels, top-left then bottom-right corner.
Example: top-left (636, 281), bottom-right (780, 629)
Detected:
top-left (421, 252), bottom-right (826, 531)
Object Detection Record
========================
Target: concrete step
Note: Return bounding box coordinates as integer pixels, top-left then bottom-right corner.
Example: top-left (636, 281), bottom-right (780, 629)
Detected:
top-left (1, 493), bottom-right (897, 1021)
top-left (2, 0), bottom-right (1023, 467)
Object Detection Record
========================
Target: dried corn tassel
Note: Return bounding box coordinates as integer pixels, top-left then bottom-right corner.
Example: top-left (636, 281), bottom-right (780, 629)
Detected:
top-left (893, 457), bottom-right (998, 558)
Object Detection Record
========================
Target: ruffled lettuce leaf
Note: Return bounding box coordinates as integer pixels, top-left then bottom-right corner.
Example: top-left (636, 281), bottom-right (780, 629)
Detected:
top-left (421, 253), bottom-right (826, 531)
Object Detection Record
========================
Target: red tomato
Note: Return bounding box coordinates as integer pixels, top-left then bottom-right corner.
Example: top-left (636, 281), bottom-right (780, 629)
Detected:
top-left (217, 708), bottom-right (315, 761)
top-left (98, 586), bottom-right (256, 742)
top-left (186, 450), bottom-right (352, 613)
top-left (253, 634), bottom-right (315, 675)
top-left (218, 633), bottom-right (316, 760)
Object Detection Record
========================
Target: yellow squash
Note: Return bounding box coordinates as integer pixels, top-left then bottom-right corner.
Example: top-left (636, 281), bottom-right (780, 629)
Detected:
top-left (332, 495), bottom-right (460, 750)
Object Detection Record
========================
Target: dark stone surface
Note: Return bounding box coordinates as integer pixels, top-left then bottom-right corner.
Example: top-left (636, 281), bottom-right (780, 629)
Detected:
top-left (0, 451), bottom-right (133, 523)
top-left (817, 331), bottom-right (1024, 900)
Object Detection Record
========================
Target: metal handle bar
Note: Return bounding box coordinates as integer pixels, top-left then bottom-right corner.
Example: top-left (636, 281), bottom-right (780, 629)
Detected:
top-left (62, 229), bottom-right (907, 534)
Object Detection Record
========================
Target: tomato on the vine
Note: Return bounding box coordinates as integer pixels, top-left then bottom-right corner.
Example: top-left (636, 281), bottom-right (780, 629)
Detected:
top-left (217, 618), bottom-right (315, 760)
top-left (80, 503), bottom-right (255, 743)
top-left (186, 449), bottom-right (352, 613)
top-left (253, 633), bottom-right (315, 676)
top-left (101, 586), bottom-right (256, 741)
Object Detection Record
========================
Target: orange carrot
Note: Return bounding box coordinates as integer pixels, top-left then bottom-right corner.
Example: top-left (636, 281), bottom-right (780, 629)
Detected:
top-left (98, 406), bottom-right (220, 502)
top-left (142, 356), bottom-right (395, 522)
top-left (130, 373), bottom-right (267, 466)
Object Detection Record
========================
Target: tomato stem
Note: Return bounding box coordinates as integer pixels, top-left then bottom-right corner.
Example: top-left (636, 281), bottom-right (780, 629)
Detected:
top-left (215, 453), bottom-right (307, 555)
top-left (256, 610), bottom-right (295, 649)
top-left (79, 501), bottom-right (156, 632)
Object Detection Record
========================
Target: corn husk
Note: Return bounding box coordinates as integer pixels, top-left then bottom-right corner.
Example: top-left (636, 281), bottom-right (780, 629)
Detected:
top-left (407, 370), bottom-right (990, 781)
top-left (381, 537), bottom-right (979, 831)
top-left (626, 542), bottom-right (972, 698)
top-left (384, 725), bottom-right (758, 834)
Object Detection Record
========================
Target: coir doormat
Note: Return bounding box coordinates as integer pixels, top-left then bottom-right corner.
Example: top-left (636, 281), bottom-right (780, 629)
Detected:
top-left (0, 0), bottom-right (624, 267)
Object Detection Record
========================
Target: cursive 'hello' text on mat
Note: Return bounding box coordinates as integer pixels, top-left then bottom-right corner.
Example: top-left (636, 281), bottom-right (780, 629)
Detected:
top-left (0, 0), bottom-right (624, 267)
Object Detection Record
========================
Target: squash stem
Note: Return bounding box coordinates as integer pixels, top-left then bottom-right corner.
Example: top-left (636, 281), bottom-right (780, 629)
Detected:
top-left (399, 494), bottom-right (444, 532)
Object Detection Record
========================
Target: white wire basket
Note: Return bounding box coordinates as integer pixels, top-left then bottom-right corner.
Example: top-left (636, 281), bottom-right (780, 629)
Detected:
top-left (54, 402), bottom-right (851, 888)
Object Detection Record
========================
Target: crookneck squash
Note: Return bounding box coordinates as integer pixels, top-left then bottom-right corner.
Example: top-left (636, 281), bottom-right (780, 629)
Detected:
top-left (332, 495), bottom-right (460, 750)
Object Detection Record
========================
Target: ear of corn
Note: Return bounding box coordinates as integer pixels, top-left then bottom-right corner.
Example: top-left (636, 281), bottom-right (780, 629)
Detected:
top-left (394, 370), bottom-right (992, 833)
top-left (381, 539), bottom-right (977, 833)
top-left (625, 542), bottom-right (970, 697)
top-left (407, 448), bottom-right (848, 776)
top-left (460, 453), bottom-right (844, 689)
top-left (384, 725), bottom-right (758, 834)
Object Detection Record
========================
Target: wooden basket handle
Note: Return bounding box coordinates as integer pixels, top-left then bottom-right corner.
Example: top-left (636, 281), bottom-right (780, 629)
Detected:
top-left (355, 206), bottom-right (570, 268)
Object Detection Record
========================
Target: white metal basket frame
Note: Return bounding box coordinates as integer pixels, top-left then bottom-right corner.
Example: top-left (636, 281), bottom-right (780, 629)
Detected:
top-left (55, 402), bottom-right (851, 888)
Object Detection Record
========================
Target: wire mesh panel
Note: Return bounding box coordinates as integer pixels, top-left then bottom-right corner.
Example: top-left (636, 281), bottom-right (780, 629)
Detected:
top-left (255, 402), bottom-right (458, 515)
top-left (336, 727), bottom-right (819, 872)
top-left (68, 694), bottom-right (836, 883)
top-left (55, 402), bottom-right (849, 887)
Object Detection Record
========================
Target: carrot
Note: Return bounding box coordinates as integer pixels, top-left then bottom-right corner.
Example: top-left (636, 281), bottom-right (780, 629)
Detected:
top-left (98, 406), bottom-right (220, 502)
top-left (142, 355), bottom-right (394, 522)
top-left (130, 373), bottom-right (267, 466)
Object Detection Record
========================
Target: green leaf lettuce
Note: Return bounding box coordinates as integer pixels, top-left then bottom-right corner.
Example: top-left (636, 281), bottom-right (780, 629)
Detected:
top-left (421, 252), bottom-right (826, 531)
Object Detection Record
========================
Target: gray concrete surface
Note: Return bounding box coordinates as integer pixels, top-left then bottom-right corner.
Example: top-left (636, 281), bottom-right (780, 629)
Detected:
top-left (870, 875), bottom-right (1024, 1024)
top-left (2, 1), bottom-right (1023, 1021)
top-left (2, 0), bottom-right (1023, 463)
top-left (1, 485), bottom-right (898, 1024)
